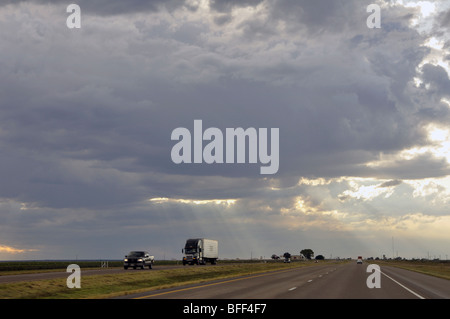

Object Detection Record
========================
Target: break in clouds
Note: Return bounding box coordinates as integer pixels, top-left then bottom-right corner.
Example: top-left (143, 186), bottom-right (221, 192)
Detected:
top-left (0, 0), bottom-right (449, 260)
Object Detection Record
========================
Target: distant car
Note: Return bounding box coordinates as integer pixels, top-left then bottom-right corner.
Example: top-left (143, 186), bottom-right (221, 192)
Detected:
top-left (283, 252), bottom-right (291, 263)
top-left (124, 251), bottom-right (154, 269)
top-left (357, 256), bottom-right (363, 264)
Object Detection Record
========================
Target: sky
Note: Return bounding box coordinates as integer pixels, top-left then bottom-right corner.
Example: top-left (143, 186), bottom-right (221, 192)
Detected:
top-left (0, 0), bottom-right (449, 261)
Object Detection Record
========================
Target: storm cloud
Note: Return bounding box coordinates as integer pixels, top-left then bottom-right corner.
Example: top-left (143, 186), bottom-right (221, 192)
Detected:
top-left (0, 0), bottom-right (449, 260)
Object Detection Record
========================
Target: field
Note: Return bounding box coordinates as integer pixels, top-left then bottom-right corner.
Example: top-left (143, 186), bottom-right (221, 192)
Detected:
top-left (0, 260), bottom-right (123, 274)
top-left (375, 260), bottom-right (450, 280)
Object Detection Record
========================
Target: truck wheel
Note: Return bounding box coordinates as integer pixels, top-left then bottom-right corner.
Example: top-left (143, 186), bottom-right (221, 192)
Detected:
top-left (149, 264), bottom-right (152, 269)
top-left (124, 266), bottom-right (128, 270)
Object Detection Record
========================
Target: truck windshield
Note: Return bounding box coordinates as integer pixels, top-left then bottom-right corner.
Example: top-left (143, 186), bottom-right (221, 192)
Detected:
top-left (128, 251), bottom-right (145, 257)
top-left (185, 248), bottom-right (197, 254)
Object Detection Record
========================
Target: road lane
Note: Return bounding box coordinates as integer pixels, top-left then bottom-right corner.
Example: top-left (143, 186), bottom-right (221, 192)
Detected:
top-left (128, 262), bottom-right (449, 299)
top-left (286, 262), bottom-right (420, 299)
top-left (129, 263), bottom-right (339, 299)
top-left (380, 265), bottom-right (450, 299)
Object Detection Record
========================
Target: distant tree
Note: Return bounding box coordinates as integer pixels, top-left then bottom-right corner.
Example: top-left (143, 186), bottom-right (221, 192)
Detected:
top-left (300, 249), bottom-right (314, 260)
top-left (271, 254), bottom-right (280, 260)
top-left (315, 255), bottom-right (324, 260)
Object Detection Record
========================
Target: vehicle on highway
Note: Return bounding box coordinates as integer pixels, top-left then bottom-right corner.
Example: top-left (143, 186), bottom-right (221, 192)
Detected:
top-left (182, 238), bottom-right (218, 265)
top-left (123, 251), bottom-right (154, 269)
top-left (283, 252), bottom-right (291, 263)
top-left (357, 256), bottom-right (363, 264)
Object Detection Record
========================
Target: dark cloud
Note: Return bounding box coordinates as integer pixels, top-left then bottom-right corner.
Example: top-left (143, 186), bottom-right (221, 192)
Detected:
top-left (209, 0), bottom-right (264, 13)
top-left (421, 63), bottom-right (450, 96)
top-left (438, 9), bottom-right (450, 28)
top-left (378, 179), bottom-right (403, 188)
top-left (269, 0), bottom-right (361, 33)
top-left (0, 1), bottom-right (449, 260)
top-left (0, 0), bottom-right (189, 15)
top-left (365, 153), bottom-right (450, 180)
top-left (0, 0), bottom-right (438, 200)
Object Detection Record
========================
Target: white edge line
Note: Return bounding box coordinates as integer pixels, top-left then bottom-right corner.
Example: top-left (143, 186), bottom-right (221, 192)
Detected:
top-left (380, 270), bottom-right (426, 299)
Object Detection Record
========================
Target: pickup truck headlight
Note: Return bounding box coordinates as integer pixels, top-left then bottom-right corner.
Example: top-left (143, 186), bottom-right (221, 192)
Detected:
top-left (138, 258), bottom-right (143, 262)
top-left (124, 258), bottom-right (128, 262)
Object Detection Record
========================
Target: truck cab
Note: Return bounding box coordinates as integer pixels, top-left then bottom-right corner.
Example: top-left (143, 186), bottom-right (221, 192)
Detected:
top-left (182, 238), bottom-right (218, 265)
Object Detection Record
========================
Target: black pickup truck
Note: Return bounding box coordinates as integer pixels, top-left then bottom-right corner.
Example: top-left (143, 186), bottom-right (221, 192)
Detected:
top-left (123, 251), bottom-right (154, 269)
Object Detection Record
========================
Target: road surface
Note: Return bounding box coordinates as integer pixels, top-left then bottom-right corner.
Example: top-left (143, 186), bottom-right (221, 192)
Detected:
top-left (125, 262), bottom-right (450, 299)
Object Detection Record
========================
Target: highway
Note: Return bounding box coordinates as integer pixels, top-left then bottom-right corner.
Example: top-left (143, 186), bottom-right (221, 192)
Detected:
top-left (1, 261), bottom-right (448, 299)
top-left (125, 262), bottom-right (450, 299)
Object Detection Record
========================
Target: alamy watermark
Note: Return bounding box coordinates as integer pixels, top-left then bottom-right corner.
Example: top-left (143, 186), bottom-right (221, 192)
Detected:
top-left (171, 120), bottom-right (279, 175)
top-left (66, 4), bottom-right (81, 29)
top-left (366, 264), bottom-right (381, 288)
top-left (66, 264), bottom-right (81, 288)
top-left (367, 4), bottom-right (381, 29)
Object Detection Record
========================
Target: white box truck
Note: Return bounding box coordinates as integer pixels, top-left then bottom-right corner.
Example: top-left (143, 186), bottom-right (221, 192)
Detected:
top-left (182, 238), bottom-right (218, 265)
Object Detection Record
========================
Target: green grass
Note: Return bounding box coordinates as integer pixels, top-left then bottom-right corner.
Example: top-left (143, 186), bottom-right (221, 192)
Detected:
top-left (0, 260), bottom-right (182, 275)
top-left (0, 261), bottom-right (121, 274)
top-left (0, 261), bottom-right (344, 299)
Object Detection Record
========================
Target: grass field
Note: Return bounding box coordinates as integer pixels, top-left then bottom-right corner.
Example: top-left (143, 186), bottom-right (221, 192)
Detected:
top-left (375, 260), bottom-right (450, 280)
top-left (0, 259), bottom-right (287, 274)
top-left (0, 261), bottom-right (123, 275)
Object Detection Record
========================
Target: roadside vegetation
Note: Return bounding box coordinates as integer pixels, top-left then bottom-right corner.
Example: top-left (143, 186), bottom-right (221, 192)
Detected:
top-left (375, 259), bottom-right (450, 280)
top-left (0, 259), bottom-right (299, 275)
top-left (0, 261), bottom-right (122, 275)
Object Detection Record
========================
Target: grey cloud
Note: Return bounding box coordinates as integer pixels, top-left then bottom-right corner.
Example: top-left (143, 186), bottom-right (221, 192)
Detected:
top-left (378, 179), bottom-right (402, 188)
top-left (421, 63), bottom-right (450, 96)
top-left (213, 14), bottom-right (232, 26)
top-left (209, 0), bottom-right (264, 13)
top-left (0, 0), bottom-right (189, 15)
top-left (0, 0), bottom-right (437, 196)
top-left (1, 1), bottom-right (449, 260)
top-left (438, 9), bottom-right (450, 28)
top-left (365, 153), bottom-right (450, 180)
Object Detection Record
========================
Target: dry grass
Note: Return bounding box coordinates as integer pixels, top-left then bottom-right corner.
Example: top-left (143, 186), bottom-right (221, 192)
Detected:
top-left (375, 260), bottom-right (450, 280)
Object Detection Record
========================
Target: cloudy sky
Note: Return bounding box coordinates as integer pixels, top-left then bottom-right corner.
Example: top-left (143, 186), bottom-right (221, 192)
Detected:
top-left (0, 0), bottom-right (449, 261)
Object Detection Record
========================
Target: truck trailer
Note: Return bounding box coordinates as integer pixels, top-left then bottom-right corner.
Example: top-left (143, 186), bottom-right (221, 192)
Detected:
top-left (182, 238), bottom-right (218, 265)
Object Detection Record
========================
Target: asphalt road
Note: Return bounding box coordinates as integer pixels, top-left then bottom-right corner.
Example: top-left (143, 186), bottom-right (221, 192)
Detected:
top-left (126, 262), bottom-right (450, 299)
